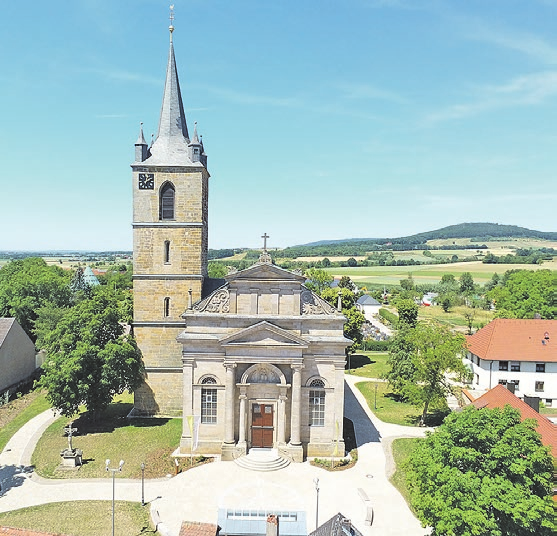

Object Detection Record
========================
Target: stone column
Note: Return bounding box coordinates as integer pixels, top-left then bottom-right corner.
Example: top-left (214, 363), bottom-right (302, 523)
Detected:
top-left (289, 364), bottom-right (302, 445)
top-left (238, 386), bottom-right (247, 446)
top-left (180, 358), bottom-right (194, 451)
top-left (277, 387), bottom-right (287, 444)
top-left (224, 363), bottom-right (236, 444)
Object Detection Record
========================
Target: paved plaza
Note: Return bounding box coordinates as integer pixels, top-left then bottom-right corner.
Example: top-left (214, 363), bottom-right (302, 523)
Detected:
top-left (0, 378), bottom-right (429, 536)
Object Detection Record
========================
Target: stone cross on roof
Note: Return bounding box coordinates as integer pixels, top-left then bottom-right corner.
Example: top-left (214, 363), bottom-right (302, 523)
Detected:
top-left (258, 233), bottom-right (272, 264)
top-left (261, 233), bottom-right (269, 252)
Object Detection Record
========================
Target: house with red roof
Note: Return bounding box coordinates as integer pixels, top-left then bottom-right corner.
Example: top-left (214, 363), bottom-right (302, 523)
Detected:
top-left (470, 383), bottom-right (557, 459)
top-left (465, 318), bottom-right (557, 407)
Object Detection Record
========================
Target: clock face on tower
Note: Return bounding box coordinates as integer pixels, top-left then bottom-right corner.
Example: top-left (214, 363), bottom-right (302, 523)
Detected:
top-left (138, 173), bottom-right (154, 190)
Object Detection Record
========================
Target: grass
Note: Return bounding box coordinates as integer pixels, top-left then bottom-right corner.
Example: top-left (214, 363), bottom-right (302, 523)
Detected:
top-left (0, 501), bottom-right (155, 535)
top-left (325, 259), bottom-right (557, 286)
top-left (32, 393), bottom-right (188, 479)
top-left (390, 437), bottom-right (419, 508)
top-left (0, 390), bottom-right (51, 452)
top-left (346, 351), bottom-right (390, 378)
top-left (418, 305), bottom-right (494, 330)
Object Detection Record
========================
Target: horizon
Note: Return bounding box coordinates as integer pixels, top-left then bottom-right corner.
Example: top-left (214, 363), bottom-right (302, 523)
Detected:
top-left (2, 1), bottom-right (557, 250)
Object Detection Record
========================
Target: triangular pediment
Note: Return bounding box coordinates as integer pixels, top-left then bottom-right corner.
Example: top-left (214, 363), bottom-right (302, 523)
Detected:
top-left (219, 321), bottom-right (308, 347)
top-left (225, 263), bottom-right (306, 283)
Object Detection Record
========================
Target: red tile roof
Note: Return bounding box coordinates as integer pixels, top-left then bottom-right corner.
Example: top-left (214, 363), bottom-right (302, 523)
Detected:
top-left (179, 521), bottom-right (219, 536)
top-left (466, 318), bottom-right (557, 362)
top-left (471, 384), bottom-right (557, 458)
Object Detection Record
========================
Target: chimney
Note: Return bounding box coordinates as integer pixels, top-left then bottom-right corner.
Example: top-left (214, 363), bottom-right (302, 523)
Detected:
top-left (523, 395), bottom-right (540, 413)
top-left (266, 514), bottom-right (279, 536)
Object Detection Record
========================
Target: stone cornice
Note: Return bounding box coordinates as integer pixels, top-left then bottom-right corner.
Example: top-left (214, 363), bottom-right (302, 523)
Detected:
top-left (133, 274), bottom-right (204, 280)
top-left (132, 222), bottom-right (204, 228)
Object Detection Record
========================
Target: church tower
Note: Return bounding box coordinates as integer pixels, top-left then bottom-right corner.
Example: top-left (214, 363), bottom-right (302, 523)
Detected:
top-left (131, 16), bottom-right (209, 415)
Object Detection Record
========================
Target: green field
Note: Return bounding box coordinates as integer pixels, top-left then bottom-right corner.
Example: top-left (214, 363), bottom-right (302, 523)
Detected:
top-left (325, 259), bottom-right (557, 286)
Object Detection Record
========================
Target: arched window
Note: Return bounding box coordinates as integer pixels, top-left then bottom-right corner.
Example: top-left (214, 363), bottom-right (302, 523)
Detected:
top-left (309, 378), bottom-right (325, 388)
top-left (160, 183), bottom-right (175, 220)
top-left (164, 297), bottom-right (170, 317)
top-left (201, 376), bottom-right (217, 384)
top-left (164, 240), bottom-right (170, 264)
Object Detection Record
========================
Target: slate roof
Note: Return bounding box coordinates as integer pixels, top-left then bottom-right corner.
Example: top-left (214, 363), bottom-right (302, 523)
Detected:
top-left (466, 318), bottom-right (557, 363)
top-left (0, 318), bottom-right (16, 347)
top-left (471, 384), bottom-right (557, 458)
top-left (309, 513), bottom-right (364, 536)
top-left (356, 295), bottom-right (380, 306)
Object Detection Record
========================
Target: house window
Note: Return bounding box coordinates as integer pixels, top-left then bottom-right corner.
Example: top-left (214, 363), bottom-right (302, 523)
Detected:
top-left (536, 363), bottom-right (545, 373)
top-left (201, 388), bottom-right (217, 424)
top-left (164, 297), bottom-right (170, 317)
top-left (498, 361), bottom-right (508, 371)
top-left (535, 381), bottom-right (544, 392)
top-left (498, 379), bottom-right (507, 386)
top-left (309, 390), bottom-right (325, 426)
top-left (160, 183), bottom-right (175, 220)
top-left (545, 399), bottom-right (553, 407)
top-left (510, 379), bottom-right (520, 388)
top-left (164, 240), bottom-right (170, 263)
top-left (309, 378), bottom-right (325, 388)
top-left (510, 362), bottom-right (520, 372)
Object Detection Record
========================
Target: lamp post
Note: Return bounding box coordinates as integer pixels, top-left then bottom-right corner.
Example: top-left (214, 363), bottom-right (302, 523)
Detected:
top-left (313, 477), bottom-right (320, 530)
top-left (140, 462), bottom-right (146, 506)
top-left (106, 459), bottom-right (124, 536)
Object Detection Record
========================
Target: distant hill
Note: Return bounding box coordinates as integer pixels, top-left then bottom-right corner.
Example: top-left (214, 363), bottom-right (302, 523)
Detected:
top-left (272, 222), bottom-right (557, 258)
top-left (301, 223), bottom-right (557, 247)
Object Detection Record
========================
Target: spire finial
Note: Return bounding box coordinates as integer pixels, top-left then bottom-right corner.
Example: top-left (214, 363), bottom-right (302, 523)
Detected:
top-left (169, 4), bottom-right (175, 41)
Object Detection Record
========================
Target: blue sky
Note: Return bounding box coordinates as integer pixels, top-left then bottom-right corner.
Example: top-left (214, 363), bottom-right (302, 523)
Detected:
top-left (2, 0), bottom-right (557, 251)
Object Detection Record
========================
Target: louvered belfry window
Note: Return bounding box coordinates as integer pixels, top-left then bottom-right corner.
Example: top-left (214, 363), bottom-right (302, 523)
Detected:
top-left (160, 183), bottom-right (175, 220)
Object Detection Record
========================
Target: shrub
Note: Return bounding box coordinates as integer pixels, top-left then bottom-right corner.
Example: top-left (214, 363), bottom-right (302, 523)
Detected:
top-left (379, 308), bottom-right (398, 327)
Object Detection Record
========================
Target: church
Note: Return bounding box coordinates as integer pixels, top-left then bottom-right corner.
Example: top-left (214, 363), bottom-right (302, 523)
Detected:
top-left (131, 19), bottom-right (350, 462)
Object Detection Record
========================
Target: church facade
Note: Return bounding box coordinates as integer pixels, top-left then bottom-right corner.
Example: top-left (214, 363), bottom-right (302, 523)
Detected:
top-left (131, 22), bottom-right (349, 461)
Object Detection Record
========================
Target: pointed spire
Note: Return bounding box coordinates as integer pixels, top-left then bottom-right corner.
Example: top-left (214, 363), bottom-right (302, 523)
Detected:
top-left (135, 122), bottom-right (148, 162)
top-left (192, 121), bottom-right (200, 144)
top-left (135, 122), bottom-right (147, 145)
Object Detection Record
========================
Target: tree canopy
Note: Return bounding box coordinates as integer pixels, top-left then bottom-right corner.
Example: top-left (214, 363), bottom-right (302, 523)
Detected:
top-left (0, 257), bottom-right (72, 341)
top-left (304, 267), bottom-right (333, 294)
top-left (407, 405), bottom-right (555, 536)
top-left (39, 293), bottom-right (144, 417)
top-left (487, 269), bottom-right (557, 319)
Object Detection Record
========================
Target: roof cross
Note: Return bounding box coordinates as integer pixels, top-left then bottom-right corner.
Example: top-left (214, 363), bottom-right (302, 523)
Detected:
top-left (261, 233), bottom-right (269, 252)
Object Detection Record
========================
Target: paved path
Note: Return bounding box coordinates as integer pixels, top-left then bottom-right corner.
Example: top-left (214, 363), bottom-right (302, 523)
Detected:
top-left (0, 379), bottom-right (429, 536)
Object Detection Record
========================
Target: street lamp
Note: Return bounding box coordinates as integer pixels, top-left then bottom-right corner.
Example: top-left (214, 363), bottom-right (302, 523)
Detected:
top-left (106, 459), bottom-right (124, 536)
top-left (313, 477), bottom-right (320, 530)
top-left (140, 462), bottom-right (146, 506)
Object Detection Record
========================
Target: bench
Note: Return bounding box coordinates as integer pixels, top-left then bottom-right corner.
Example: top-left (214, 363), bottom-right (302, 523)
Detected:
top-left (357, 488), bottom-right (374, 526)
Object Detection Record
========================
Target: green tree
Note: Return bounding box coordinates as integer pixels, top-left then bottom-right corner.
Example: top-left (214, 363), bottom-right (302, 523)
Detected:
top-left (407, 405), bottom-right (554, 536)
top-left (0, 258), bottom-right (72, 340)
top-left (400, 275), bottom-right (415, 291)
top-left (403, 323), bottom-right (468, 424)
top-left (338, 275), bottom-right (356, 292)
top-left (321, 257), bottom-right (331, 267)
top-left (396, 299), bottom-right (418, 328)
top-left (39, 293), bottom-right (144, 418)
top-left (346, 257), bottom-right (357, 267)
top-left (487, 269), bottom-right (557, 319)
top-left (208, 262), bottom-right (228, 279)
top-left (304, 267), bottom-right (333, 295)
top-left (459, 271), bottom-right (475, 293)
top-left (342, 307), bottom-right (366, 353)
top-left (321, 286), bottom-right (358, 309)
top-left (440, 273), bottom-right (456, 284)
top-left (385, 327), bottom-right (416, 393)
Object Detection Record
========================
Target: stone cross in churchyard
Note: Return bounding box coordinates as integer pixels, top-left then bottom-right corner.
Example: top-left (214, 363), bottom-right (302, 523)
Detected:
top-left (64, 422), bottom-right (78, 452)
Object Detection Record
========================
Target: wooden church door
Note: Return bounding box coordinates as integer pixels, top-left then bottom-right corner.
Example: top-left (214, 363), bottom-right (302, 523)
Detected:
top-left (251, 403), bottom-right (274, 448)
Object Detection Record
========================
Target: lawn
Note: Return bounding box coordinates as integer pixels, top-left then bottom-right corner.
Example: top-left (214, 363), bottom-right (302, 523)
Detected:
top-left (32, 393), bottom-right (186, 479)
top-left (418, 305), bottom-right (494, 330)
top-left (0, 390), bottom-right (51, 452)
top-left (390, 437), bottom-right (419, 508)
top-left (0, 501), bottom-right (155, 535)
top-left (355, 381), bottom-right (423, 426)
top-left (346, 351), bottom-right (390, 378)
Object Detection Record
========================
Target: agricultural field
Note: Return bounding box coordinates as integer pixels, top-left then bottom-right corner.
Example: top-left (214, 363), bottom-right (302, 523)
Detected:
top-left (325, 259), bottom-right (557, 287)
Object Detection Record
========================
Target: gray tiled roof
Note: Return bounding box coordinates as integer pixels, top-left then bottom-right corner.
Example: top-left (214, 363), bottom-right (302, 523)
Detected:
top-left (0, 318), bottom-right (16, 347)
top-left (309, 513), bottom-right (364, 536)
top-left (356, 295), bottom-right (380, 306)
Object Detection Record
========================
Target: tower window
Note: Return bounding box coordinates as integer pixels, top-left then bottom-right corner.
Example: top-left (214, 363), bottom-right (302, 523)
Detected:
top-left (164, 297), bottom-right (170, 317)
top-left (164, 240), bottom-right (170, 264)
top-left (160, 183), bottom-right (175, 220)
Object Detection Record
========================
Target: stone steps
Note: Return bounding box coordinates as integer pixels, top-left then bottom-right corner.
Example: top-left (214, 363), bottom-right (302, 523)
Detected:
top-left (234, 448), bottom-right (291, 472)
